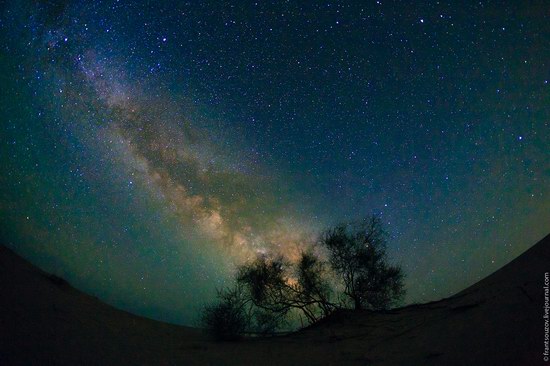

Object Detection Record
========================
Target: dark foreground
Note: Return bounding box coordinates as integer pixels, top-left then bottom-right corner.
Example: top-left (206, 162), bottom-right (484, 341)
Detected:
top-left (1, 234), bottom-right (548, 365)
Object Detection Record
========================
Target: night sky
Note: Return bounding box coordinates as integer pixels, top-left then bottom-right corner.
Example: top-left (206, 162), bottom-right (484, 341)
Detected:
top-left (1, 1), bottom-right (548, 325)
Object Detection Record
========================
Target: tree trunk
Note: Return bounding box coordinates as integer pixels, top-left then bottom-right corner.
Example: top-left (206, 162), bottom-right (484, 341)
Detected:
top-left (354, 297), bottom-right (362, 310)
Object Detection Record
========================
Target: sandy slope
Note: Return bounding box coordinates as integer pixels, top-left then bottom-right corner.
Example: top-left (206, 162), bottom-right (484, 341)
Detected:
top-left (1, 234), bottom-right (548, 365)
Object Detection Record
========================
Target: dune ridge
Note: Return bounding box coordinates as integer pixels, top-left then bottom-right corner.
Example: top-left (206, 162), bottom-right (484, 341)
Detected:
top-left (1, 234), bottom-right (548, 365)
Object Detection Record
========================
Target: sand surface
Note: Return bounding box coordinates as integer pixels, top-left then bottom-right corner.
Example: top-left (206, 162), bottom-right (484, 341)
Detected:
top-left (1, 234), bottom-right (548, 365)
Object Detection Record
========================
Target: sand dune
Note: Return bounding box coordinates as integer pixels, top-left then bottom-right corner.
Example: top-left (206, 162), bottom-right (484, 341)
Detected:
top-left (1, 234), bottom-right (548, 365)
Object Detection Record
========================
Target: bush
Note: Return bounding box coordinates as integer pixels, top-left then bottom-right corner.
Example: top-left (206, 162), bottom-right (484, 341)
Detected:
top-left (201, 288), bottom-right (248, 341)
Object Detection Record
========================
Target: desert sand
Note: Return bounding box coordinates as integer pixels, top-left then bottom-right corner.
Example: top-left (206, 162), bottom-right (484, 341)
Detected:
top-left (1, 234), bottom-right (548, 365)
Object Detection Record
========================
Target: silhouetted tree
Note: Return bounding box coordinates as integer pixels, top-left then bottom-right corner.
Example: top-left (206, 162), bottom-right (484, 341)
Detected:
top-left (202, 251), bottom-right (336, 338)
top-left (201, 286), bottom-right (249, 341)
top-left (320, 215), bottom-right (405, 310)
top-left (236, 253), bottom-right (336, 325)
top-left (201, 215), bottom-right (405, 338)
top-left (295, 251), bottom-right (335, 318)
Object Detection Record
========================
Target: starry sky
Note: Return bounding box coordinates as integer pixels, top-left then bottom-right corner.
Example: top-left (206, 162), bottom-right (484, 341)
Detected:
top-left (0, 0), bottom-right (548, 325)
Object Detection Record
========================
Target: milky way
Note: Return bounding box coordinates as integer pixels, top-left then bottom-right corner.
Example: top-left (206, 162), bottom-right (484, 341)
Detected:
top-left (75, 49), bottom-right (313, 263)
top-left (1, 1), bottom-right (548, 324)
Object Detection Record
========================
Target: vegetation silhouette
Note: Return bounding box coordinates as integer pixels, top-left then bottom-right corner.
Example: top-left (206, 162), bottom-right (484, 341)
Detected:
top-left (201, 287), bottom-right (249, 341)
top-left (201, 214), bottom-right (405, 340)
top-left (320, 215), bottom-right (405, 310)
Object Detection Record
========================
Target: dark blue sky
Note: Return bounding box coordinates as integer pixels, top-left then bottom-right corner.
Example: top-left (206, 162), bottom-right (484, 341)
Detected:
top-left (1, 0), bottom-right (548, 325)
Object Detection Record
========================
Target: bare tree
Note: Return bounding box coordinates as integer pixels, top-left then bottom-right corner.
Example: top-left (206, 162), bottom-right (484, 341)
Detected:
top-left (236, 253), bottom-right (336, 325)
top-left (201, 215), bottom-right (405, 338)
top-left (295, 251), bottom-right (335, 318)
top-left (320, 215), bottom-right (405, 310)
